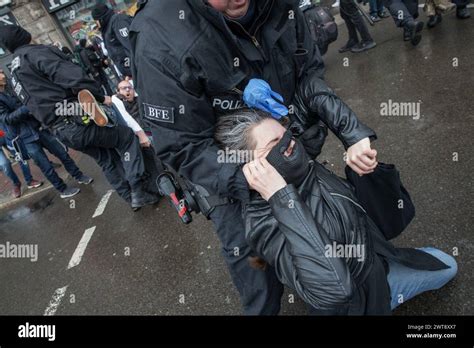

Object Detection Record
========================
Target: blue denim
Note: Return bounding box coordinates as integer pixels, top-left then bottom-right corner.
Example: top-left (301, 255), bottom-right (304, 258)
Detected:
top-left (38, 130), bottom-right (83, 179)
top-left (369, 0), bottom-right (385, 16)
top-left (0, 139), bottom-right (33, 186)
top-left (387, 247), bottom-right (458, 309)
top-left (24, 130), bottom-right (83, 192)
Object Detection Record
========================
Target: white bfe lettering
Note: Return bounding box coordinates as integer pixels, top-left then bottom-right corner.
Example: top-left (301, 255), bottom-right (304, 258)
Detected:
top-left (148, 107), bottom-right (170, 120)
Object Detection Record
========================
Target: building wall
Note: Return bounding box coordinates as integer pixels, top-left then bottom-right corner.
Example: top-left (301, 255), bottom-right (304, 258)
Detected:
top-left (11, 0), bottom-right (69, 47)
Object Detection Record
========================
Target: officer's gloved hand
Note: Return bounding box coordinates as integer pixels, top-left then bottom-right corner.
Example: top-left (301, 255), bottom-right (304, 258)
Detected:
top-left (299, 123), bottom-right (329, 159)
top-left (243, 79), bottom-right (289, 119)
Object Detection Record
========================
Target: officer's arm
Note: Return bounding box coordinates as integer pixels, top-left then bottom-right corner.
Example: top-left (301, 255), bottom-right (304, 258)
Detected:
top-left (132, 53), bottom-right (249, 202)
top-left (32, 49), bottom-right (106, 102)
top-left (114, 15), bottom-right (133, 53)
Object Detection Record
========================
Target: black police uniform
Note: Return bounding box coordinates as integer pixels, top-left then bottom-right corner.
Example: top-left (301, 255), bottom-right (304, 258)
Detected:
top-left (130, 0), bottom-right (376, 315)
top-left (9, 44), bottom-right (145, 203)
top-left (99, 10), bottom-right (133, 78)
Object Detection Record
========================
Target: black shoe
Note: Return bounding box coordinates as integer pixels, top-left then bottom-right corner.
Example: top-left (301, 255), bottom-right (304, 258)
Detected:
top-left (131, 188), bottom-right (159, 209)
top-left (350, 40), bottom-right (377, 53)
top-left (378, 10), bottom-right (390, 18)
top-left (338, 40), bottom-right (359, 53)
top-left (60, 187), bottom-right (81, 199)
top-left (403, 27), bottom-right (411, 41)
top-left (457, 7), bottom-right (471, 19)
top-left (370, 15), bottom-right (381, 22)
top-left (427, 14), bottom-right (442, 28)
top-left (405, 21), bottom-right (424, 46)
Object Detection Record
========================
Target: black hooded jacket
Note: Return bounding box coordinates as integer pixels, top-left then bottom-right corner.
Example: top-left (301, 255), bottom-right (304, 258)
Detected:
top-left (130, 0), bottom-right (376, 202)
top-left (9, 45), bottom-right (104, 127)
top-left (100, 10), bottom-right (133, 77)
top-left (244, 161), bottom-right (450, 314)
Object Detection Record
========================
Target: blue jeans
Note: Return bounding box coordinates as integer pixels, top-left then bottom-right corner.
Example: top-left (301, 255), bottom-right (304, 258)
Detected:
top-left (387, 247), bottom-right (458, 309)
top-left (24, 130), bottom-right (83, 192)
top-left (369, 0), bottom-right (385, 15)
top-left (0, 139), bottom-right (33, 186)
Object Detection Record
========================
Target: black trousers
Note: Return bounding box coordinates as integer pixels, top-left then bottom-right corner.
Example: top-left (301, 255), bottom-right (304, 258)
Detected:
top-left (383, 0), bottom-right (419, 27)
top-left (209, 201), bottom-right (285, 315)
top-left (55, 122), bottom-right (145, 201)
top-left (453, 0), bottom-right (470, 7)
top-left (340, 0), bottom-right (373, 43)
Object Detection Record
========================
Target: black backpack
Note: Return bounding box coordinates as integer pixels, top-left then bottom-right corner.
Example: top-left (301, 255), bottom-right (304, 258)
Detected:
top-left (300, 3), bottom-right (338, 55)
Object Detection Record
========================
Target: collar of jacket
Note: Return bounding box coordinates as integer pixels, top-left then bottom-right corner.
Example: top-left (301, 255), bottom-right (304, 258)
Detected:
top-left (189, 0), bottom-right (296, 64)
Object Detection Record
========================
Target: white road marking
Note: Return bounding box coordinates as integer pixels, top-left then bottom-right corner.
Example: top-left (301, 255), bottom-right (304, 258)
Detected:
top-left (67, 226), bottom-right (96, 270)
top-left (92, 190), bottom-right (114, 218)
top-left (44, 285), bottom-right (68, 316)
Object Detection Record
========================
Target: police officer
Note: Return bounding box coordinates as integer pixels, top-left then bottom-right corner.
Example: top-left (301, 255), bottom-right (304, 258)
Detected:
top-left (130, 0), bottom-right (378, 315)
top-left (382, 0), bottom-right (425, 45)
top-left (0, 25), bottom-right (157, 209)
top-left (91, 4), bottom-right (133, 78)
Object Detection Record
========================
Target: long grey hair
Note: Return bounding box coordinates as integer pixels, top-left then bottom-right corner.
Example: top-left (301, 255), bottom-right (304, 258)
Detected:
top-left (215, 108), bottom-right (270, 151)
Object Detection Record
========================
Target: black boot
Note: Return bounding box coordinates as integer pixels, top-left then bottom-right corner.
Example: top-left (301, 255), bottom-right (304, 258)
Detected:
top-left (427, 14), bottom-right (442, 28)
top-left (404, 20), bottom-right (424, 46)
top-left (131, 187), bottom-right (159, 209)
top-left (339, 39), bottom-right (359, 53)
top-left (350, 40), bottom-right (377, 53)
top-left (457, 6), bottom-right (471, 19)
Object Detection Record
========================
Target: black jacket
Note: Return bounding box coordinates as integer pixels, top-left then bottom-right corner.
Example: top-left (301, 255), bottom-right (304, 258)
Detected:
top-left (244, 162), bottom-right (450, 315)
top-left (78, 46), bottom-right (103, 76)
top-left (9, 45), bottom-right (105, 127)
top-left (101, 13), bottom-right (133, 77)
top-left (130, 0), bottom-right (376, 202)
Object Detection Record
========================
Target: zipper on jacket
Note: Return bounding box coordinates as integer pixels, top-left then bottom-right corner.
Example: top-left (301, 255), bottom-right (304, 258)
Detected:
top-left (330, 192), bottom-right (367, 214)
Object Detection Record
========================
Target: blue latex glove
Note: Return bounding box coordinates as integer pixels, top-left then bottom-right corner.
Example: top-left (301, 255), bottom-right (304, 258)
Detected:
top-left (243, 79), bottom-right (289, 119)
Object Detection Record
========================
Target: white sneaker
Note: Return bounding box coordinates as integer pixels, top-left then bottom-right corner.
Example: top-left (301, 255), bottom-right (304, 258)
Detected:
top-left (332, 0), bottom-right (340, 7)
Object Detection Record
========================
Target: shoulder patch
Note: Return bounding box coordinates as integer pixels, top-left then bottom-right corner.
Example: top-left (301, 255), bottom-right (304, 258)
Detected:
top-left (143, 103), bottom-right (175, 124)
top-left (119, 27), bottom-right (129, 38)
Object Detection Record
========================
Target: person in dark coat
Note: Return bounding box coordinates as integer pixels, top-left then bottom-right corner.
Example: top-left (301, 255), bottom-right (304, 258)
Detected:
top-left (0, 24), bottom-right (157, 209)
top-left (91, 4), bottom-right (133, 78)
top-left (216, 109), bottom-right (457, 314)
top-left (78, 38), bottom-right (113, 95)
top-left (130, 0), bottom-right (381, 315)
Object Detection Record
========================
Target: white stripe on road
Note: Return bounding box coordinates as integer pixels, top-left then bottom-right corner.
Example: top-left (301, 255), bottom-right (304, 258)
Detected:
top-left (92, 190), bottom-right (114, 218)
top-left (44, 285), bottom-right (68, 316)
top-left (67, 226), bottom-right (96, 270)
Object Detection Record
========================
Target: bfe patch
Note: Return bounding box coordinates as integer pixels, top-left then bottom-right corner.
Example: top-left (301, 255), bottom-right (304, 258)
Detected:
top-left (143, 103), bottom-right (175, 124)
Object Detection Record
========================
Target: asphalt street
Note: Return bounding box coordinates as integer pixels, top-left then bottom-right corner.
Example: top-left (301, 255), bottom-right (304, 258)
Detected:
top-left (0, 12), bottom-right (473, 316)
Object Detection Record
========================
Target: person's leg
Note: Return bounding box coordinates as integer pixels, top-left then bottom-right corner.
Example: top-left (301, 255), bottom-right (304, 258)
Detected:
top-left (369, 0), bottom-right (379, 16)
top-left (82, 146), bottom-right (131, 203)
top-left (80, 124), bottom-right (145, 190)
top-left (38, 130), bottom-right (84, 180)
top-left (383, 0), bottom-right (413, 26)
top-left (24, 141), bottom-right (68, 193)
top-left (210, 202), bottom-right (284, 315)
top-left (403, 0), bottom-right (420, 18)
top-left (453, 0), bottom-right (471, 18)
top-left (0, 147), bottom-right (21, 186)
top-left (387, 247), bottom-right (458, 310)
top-left (339, 0), bottom-right (360, 52)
